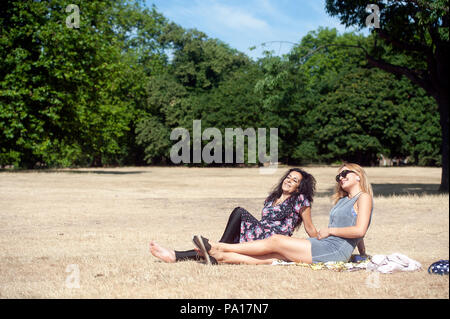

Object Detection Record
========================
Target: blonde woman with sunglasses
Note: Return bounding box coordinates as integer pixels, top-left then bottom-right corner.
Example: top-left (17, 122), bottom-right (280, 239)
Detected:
top-left (194, 163), bottom-right (373, 265)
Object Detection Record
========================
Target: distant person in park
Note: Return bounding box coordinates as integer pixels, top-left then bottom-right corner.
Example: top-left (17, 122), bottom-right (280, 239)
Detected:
top-left (150, 168), bottom-right (318, 263)
top-left (193, 163), bottom-right (372, 265)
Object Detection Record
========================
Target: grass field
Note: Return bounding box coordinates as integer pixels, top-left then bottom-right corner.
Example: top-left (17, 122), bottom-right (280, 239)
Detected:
top-left (0, 166), bottom-right (448, 299)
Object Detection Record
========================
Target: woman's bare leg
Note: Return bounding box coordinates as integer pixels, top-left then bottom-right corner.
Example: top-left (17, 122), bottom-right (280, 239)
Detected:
top-left (195, 246), bottom-right (288, 265)
top-left (210, 234), bottom-right (313, 264)
top-left (214, 252), bottom-right (285, 265)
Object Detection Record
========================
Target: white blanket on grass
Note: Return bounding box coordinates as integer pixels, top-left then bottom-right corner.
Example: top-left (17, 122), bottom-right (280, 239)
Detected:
top-left (366, 253), bottom-right (422, 274)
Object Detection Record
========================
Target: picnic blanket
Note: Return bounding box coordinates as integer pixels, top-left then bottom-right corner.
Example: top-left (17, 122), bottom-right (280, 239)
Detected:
top-left (272, 253), bottom-right (422, 273)
top-left (271, 255), bottom-right (371, 272)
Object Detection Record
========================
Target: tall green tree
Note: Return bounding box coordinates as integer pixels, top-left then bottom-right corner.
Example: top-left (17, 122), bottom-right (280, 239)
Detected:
top-left (136, 23), bottom-right (258, 164)
top-left (288, 28), bottom-right (440, 166)
top-left (254, 53), bottom-right (307, 164)
top-left (158, 23), bottom-right (250, 91)
top-left (0, 0), bottom-right (167, 167)
top-left (295, 66), bottom-right (440, 165)
top-left (326, 0), bottom-right (449, 191)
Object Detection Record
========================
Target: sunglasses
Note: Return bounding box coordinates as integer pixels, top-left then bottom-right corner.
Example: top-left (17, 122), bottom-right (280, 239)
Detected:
top-left (335, 170), bottom-right (357, 183)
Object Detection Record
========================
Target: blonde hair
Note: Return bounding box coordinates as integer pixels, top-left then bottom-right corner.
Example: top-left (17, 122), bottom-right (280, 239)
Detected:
top-left (332, 163), bottom-right (373, 204)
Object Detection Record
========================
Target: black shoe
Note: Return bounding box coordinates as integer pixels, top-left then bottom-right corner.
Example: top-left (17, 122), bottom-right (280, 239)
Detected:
top-left (192, 235), bottom-right (217, 265)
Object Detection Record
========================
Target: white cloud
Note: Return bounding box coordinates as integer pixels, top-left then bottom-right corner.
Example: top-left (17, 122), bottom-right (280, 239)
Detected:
top-left (163, 0), bottom-right (269, 33)
top-left (209, 3), bottom-right (269, 31)
top-left (149, 0), bottom-right (351, 60)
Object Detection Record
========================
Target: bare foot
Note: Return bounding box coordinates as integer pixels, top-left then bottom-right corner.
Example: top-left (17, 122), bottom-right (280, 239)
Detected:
top-left (149, 241), bottom-right (176, 263)
top-left (205, 242), bottom-right (223, 264)
top-left (209, 241), bottom-right (221, 254)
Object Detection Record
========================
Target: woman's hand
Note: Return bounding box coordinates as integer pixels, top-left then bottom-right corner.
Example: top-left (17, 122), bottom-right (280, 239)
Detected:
top-left (317, 228), bottom-right (331, 240)
top-left (357, 239), bottom-right (366, 256)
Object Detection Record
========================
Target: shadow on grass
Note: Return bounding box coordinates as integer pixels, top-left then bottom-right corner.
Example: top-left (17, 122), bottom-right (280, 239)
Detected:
top-left (60, 170), bottom-right (147, 175)
top-left (0, 168), bottom-right (148, 175)
top-left (316, 183), bottom-right (443, 198)
top-left (371, 183), bottom-right (442, 196)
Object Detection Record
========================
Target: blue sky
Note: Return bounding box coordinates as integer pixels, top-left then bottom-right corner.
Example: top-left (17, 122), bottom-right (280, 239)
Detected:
top-left (145, 0), bottom-right (362, 59)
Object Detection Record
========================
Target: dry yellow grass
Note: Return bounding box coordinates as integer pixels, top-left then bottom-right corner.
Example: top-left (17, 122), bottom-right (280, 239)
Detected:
top-left (0, 166), bottom-right (448, 299)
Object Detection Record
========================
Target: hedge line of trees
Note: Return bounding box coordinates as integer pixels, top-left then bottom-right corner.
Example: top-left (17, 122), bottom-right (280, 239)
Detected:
top-left (0, 0), bottom-right (442, 169)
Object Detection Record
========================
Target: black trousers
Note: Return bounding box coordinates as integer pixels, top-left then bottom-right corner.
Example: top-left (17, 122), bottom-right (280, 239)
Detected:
top-left (174, 207), bottom-right (247, 261)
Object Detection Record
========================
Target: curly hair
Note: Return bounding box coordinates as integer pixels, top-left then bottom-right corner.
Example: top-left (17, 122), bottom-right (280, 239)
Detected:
top-left (264, 168), bottom-right (317, 230)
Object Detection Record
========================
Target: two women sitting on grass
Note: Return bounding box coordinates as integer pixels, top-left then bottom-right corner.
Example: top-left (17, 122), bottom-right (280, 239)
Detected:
top-left (151, 163), bottom-right (372, 265)
top-left (150, 168), bottom-right (318, 263)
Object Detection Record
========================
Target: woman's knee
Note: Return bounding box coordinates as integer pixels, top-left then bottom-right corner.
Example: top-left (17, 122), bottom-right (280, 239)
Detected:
top-left (231, 207), bottom-right (242, 213)
top-left (267, 234), bottom-right (284, 247)
top-left (229, 207), bottom-right (243, 218)
top-left (267, 234), bottom-right (299, 254)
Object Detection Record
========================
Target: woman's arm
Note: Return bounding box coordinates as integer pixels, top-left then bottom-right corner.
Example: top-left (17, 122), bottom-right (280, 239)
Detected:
top-left (318, 193), bottom-right (372, 240)
top-left (300, 207), bottom-right (318, 238)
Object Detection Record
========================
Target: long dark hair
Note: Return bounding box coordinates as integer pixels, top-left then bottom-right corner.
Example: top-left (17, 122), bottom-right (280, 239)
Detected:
top-left (265, 168), bottom-right (316, 229)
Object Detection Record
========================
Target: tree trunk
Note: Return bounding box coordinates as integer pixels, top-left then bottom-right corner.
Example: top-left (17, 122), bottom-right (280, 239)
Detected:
top-left (366, 37), bottom-right (449, 192)
top-left (438, 93), bottom-right (449, 192)
top-left (435, 38), bottom-right (449, 192)
top-left (91, 155), bottom-right (102, 167)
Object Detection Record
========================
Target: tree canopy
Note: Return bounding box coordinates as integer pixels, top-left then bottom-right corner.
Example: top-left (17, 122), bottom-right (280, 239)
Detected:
top-left (0, 0), bottom-right (445, 190)
top-left (325, 0), bottom-right (448, 190)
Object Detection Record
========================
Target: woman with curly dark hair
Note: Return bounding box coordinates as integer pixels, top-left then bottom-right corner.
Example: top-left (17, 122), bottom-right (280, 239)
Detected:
top-left (150, 168), bottom-right (318, 263)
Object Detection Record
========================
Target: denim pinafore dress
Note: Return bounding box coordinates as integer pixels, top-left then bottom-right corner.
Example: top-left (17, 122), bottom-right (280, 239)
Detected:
top-left (308, 194), bottom-right (371, 263)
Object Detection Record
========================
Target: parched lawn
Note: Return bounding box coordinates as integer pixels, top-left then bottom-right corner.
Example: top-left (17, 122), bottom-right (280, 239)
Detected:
top-left (0, 166), bottom-right (448, 298)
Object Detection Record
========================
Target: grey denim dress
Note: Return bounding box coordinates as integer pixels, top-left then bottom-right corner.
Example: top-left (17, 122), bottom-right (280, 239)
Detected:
top-left (308, 194), bottom-right (372, 263)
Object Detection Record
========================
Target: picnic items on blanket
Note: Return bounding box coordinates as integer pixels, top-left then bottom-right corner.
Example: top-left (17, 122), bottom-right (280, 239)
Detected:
top-left (351, 254), bottom-right (370, 263)
top-left (272, 253), bottom-right (423, 274)
top-left (366, 253), bottom-right (422, 274)
top-left (271, 254), bottom-right (372, 272)
top-left (428, 260), bottom-right (449, 275)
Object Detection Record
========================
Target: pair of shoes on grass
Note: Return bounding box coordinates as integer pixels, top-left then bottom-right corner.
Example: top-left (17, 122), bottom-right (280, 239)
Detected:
top-left (192, 235), bottom-right (218, 265)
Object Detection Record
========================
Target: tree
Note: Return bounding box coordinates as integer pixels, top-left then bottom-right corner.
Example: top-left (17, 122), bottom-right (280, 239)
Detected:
top-left (254, 53), bottom-right (307, 164)
top-left (136, 22), bottom-right (259, 166)
top-left (157, 23), bottom-right (247, 91)
top-left (326, 0), bottom-right (449, 191)
top-left (295, 66), bottom-right (440, 165)
top-left (0, 0), bottom-right (168, 167)
top-left (288, 27), bottom-right (440, 166)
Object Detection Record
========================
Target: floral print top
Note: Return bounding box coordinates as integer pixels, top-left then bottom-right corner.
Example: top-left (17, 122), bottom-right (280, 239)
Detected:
top-left (239, 194), bottom-right (311, 243)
